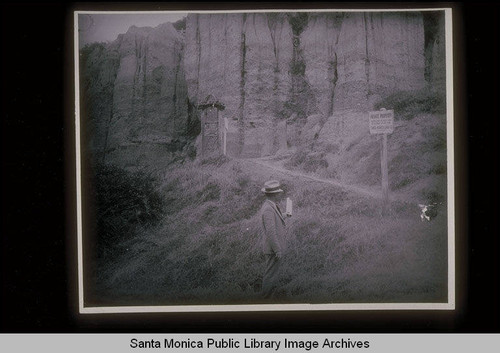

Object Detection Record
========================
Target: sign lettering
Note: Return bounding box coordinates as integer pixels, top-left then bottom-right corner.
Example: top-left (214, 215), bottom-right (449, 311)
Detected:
top-left (369, 110), bottom-right (394, 134)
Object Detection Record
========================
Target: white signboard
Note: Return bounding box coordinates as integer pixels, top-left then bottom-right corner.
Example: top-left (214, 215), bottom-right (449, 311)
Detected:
top-left (369, 109), bottom-right (394, 134)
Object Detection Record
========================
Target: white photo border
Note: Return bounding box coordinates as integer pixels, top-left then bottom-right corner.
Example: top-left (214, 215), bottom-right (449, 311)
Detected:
top-left (74, 7), bottom-right (455, 314)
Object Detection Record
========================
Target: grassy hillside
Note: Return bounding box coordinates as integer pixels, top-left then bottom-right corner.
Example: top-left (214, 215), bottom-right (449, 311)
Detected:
top-left (282, 111), bottom-right (447, 205)
top-left (89, 131), bottom-right (448, 305)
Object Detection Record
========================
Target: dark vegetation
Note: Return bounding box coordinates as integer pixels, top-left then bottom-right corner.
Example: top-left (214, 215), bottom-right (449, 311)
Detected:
top-left (284, 149), bottom-right (329, 173)
top-left (91, 160), bottom-right (267, 305)
top-left (172, 17), bottom-right (187, 31)
top-left (186, 99), bottom-right (202, 137)
top-left (90, 163), bottom-right (165, 261)
top-left (287, 12), bottom-right (309, 35)
top-left (374, 88), bottom-right (446, 120)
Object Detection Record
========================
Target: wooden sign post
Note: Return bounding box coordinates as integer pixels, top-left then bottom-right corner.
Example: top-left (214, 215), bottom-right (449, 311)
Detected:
top-left (369, 108), bottom-right (394, 204)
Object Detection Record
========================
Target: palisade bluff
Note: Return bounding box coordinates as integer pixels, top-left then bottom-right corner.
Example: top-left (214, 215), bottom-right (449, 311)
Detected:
top-left (80, 12), bottom-right (445, 166)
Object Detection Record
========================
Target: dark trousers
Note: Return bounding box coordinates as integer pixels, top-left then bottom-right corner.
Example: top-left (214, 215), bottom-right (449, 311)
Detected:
top-left (262, 254), bottom-right (281, 299)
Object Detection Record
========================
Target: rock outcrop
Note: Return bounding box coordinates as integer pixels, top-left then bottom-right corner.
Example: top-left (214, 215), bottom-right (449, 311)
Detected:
top-left (184, 11), bottom-right (430, 157)
top-left (185, 14), bottom-right (294, 123)
top-left (184, 13), bottom-right (296, 157)
top-left (81, 11), bottom-right (446, 164)
top-left (300, 14), bottom-right (344, 117)
top-left (332, 12), bottom-right (425, 111)
top-left (80, 22), bottom-right (188, 166)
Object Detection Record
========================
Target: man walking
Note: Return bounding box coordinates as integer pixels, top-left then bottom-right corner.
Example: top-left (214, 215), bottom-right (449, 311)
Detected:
top-left (260, 180), bottom-right (290, 299)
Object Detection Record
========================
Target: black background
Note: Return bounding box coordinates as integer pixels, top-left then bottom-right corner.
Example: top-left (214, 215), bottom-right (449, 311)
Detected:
top-left (1, 1), bottom-right (498, 332)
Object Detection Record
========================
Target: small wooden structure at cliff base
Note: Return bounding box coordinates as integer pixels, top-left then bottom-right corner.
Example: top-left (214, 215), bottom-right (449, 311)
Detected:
top-left (198, 95), bottom-right (226, 158)
top-left (369, 108), bottom-right (394, 204)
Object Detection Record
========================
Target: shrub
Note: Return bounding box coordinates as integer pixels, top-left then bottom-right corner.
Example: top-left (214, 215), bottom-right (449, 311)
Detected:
top-left (196, 182), bottom-right (221, 202)
top-left (172, 17), bottom-right (186, 31)
top-left (236, 174), bottom-right (250, 189)
top-left (428, 163), bottom-right (447, 175)
top-left (394, 176), bottom-right (413, 189)
top-left (290, 60), bottom-right (306, 76)
top-left (374, 88), bottom-right (446, 120)
top-left (91, 163), bottom-right (165, 259)
top-left (287, 12), bottom-right (309, 35)
top-left (422, 190), bottom-right (446, 204)
top-left (303, 156), bottom-right (328, 173)
top-left (200, 155), bottom-right (230, 166)
top-left (286, 149), bottom-right (308, 167)
top-left (324, 144), bottom-right (340, 154)
top-left (186, 145), bottom-right (197, 160)
top-left (284, 149), bottom-right (328, 173)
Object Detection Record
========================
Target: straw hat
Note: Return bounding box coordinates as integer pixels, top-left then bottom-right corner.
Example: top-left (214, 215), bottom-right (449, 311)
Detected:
top-left (261, 180), bottom-right (284, 194)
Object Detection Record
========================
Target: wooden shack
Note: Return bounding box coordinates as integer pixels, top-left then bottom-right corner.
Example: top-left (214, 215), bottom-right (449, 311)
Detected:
top-left (198, 95), bottom-right (225, 158)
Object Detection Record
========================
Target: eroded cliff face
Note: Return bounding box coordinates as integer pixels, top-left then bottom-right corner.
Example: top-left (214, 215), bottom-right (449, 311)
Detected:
top-left (184, 13), bottom-right (296, 157)
top-left (300, 14), bottom-right (343, 117)
top-left (81, 11), bottom-right (446, 164)
top-left (332, 12), bottom-right (425, 111)
top-left (184, 12), bottom-right (431, 157)
top-left (80, 22), bottom-right (188, 166)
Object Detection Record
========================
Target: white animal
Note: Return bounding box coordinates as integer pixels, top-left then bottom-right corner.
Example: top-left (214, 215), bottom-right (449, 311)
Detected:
top-left (418, 204), bottom-right (431, 221)
top-left (418, 203), bottom-right (439, 221)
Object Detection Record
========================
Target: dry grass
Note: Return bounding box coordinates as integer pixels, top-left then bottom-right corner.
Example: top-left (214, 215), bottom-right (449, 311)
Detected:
top-left (90, 153), bottom-right (448, 306)
top-left (281, 112), bottom-right (447, 205)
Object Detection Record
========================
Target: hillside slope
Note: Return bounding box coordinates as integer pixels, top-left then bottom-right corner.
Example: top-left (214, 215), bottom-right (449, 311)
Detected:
top-left (280, 112), bottom-right (447, 205)
top-left (89, 148), bottom-right (448, 305)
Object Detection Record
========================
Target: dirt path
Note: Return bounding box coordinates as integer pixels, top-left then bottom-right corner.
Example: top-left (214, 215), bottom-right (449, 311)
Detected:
top-left (237, 157), bottom-right (409, 203)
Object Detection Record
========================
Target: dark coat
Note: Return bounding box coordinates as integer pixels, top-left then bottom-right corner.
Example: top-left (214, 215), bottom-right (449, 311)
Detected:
top-left (260, 200), bottom-right (287, 256)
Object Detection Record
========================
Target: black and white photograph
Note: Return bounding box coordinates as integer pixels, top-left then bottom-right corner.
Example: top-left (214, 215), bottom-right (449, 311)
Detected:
top-left (75, 9), bottom-right (454, 312)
